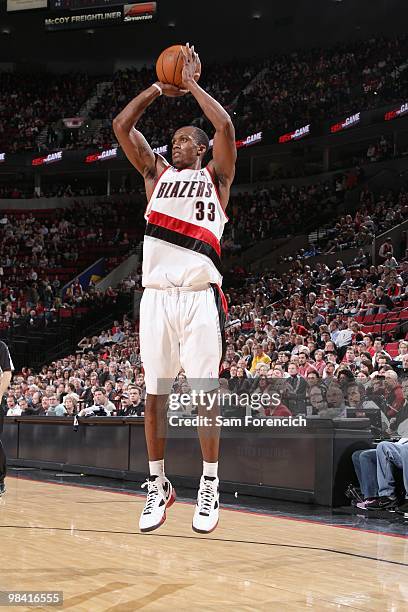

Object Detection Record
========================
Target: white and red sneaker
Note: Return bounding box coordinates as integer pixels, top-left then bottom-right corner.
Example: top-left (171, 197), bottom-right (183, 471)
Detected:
top-left (192, 476), bottom-right (219, 534)
top-left (139, 475), bottom-right (176, 533)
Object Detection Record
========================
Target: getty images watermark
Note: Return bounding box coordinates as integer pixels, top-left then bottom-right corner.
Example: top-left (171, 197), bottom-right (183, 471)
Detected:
top-left (165, 384), bottom-right (307, 429)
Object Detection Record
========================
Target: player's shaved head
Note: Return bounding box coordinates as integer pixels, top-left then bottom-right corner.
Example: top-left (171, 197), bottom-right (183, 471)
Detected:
top-left (172, 126), bottom-right (210, 168)
top-left (173, 126), bottom-right (209, 152)
top-left (191, 127), bottom-right (210, 152)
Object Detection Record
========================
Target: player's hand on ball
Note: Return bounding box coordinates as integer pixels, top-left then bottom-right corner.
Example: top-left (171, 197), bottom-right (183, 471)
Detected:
top-left (181, 42), bottom-right (201, 88)
top-left (156, 82), bottom-right (188, 97)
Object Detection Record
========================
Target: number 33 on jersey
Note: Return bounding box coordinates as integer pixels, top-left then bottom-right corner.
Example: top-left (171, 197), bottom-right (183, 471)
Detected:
top-left (143, 163), bottom-right (228, 288)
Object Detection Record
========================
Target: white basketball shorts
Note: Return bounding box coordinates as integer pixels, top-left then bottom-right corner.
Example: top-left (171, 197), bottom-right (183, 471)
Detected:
top-left (140, 285), bottom-right (227, 395)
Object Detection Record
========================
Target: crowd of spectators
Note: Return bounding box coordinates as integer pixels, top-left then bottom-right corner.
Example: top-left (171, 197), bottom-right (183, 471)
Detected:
top-left (88, 60), bottom-right (257, 150)
top-left (277, 181), bottom-right (408, 263)
top-left (0, 181), bottom-right (142, 199)
top-left (223, 181), bottom-right (334, 252)
top-left (1, 35), bottom-right (407, 154)
top-left (232, 36), bottom-right (408, 139)
top-left (366, 135), bottom-right (394, 164)
top-left (4, 314), bottom-right (146, 418)
top-left (0, 200), bottom-right (142, 329)
top-left (321, 184), bottom-right (408, 254)
top-left (85, 35), bottom-right (408, 150)
top-left (4, 248), bottom-right (408, 440)
top-left (0, 183), bottom-right (98, 200)
top-left (216, 249), bottom-right (408, 429)
top-left (0, 72), bottom-right (99, 153)
top-left (222, 169), bottom-right (361, 253)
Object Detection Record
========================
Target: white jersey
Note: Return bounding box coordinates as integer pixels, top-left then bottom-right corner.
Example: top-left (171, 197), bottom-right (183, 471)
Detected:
top-left (143, 164), bottom-right (228, 288)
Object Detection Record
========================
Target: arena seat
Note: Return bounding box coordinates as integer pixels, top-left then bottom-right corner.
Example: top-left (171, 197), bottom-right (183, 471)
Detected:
top-left (385, 342), bottom-right (399, 357)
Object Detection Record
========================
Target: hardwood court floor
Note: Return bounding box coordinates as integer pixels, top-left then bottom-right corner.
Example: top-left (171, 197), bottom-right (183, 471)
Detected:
top-left (1, 476), bottom-right (408, 611)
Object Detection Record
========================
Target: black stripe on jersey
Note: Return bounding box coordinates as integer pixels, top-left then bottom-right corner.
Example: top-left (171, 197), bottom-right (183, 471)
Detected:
top-left (145, 224), bottom-right (222, 275)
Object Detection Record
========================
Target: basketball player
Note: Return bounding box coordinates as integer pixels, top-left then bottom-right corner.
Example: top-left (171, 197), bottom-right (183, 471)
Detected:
top-left (0, 341), bottom-right (14, 496)
top-left (113, 43), bottom-right (236, 533)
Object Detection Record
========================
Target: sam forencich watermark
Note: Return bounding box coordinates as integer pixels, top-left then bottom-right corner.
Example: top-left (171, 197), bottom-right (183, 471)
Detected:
top-left (167, 388), bottom-right (307, 428)
top-left (169, 413), bottom-right (307, 428)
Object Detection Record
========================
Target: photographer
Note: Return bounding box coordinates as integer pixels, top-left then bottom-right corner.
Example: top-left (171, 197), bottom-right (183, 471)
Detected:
top-left (77, 387), bottom-right (115, 417)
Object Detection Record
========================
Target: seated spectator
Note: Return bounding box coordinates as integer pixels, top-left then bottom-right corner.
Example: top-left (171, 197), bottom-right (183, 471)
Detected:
top-left (367, 438), bottom-right (408, 511)
top-left (60, 394), bottom-right (78, 416)
top-left (46, 394), bottom-right (64, 416)
top-left (305, 369), bottom-right (320, 389)
top-left (318, 382), bottom-right (347, 419)
top-left (17, 398), bottom-right (29, 415)
top-left (383, 370), bottom-right (405, 418)
top-left (78, 387), bottom-right (115, 416)
top-left (24, 391), bottom-right (44, 415)
top-left (249, 345), bottom-right (271, 375)
top-left (261, 395), bottom-right (292, 417)
top-left (351, 448), bottom-right (379, 509)
top-left (322, 362), bottom-right (337, 383)
top-left (297, 351), bottom-right (317, 377)
top-left (393, 341), bottom-right (408, 363)
top-left (283, 362), bottom-right (307, 414)
top-left (307, 384), bottom-right (328, 416)
top-left (378, 238), bottom-right (393, 262)
top-left (371, 338), bottom-right (392, 366)
top-left (368, 286), bottom-right (394, 315)
top-left (125, 386), bottom-right (145, 416)
top-left (229, 365), bottom-right (251, 394)
top-left (5, 396), bottom-right (19, 416)
top-left (112, 325), bottom-right (125, 344)
top-left (346, 382), bottom-right (389, 431)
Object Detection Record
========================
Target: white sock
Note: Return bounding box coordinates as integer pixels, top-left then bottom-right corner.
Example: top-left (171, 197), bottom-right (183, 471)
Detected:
top-left (149, 459), bottom-right (165, 479)
top-left (203, 461), bottom-right (218, 479)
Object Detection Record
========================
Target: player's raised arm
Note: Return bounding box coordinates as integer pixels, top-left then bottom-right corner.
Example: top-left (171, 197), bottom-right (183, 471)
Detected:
top-left (181, 43), bottom-right (237, 206)
top-left (112, 83), bottom-right (186, 184)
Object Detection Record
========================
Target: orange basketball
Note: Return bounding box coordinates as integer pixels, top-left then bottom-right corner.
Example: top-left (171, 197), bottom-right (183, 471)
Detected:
top-left (156, 45), bottom-right (201, 88)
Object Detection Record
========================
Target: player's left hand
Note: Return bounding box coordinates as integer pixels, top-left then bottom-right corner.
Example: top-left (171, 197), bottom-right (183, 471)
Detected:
top-left (181, 42), bottom-right (200, 88)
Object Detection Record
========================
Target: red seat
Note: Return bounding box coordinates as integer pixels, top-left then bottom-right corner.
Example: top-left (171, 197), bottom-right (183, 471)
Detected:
top-left (383, 323), bottom-right (397, 333)
top-left (385, 342), bottom-right (399, 357)
top-left (74, 307), bottom-right (89, 316)
top-left (58, 308), bottom-right (73, 319)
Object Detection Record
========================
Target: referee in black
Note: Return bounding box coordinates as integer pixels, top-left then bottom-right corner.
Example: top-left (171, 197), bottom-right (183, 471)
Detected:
top-left (0, 340), bottom-right (14, 496)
